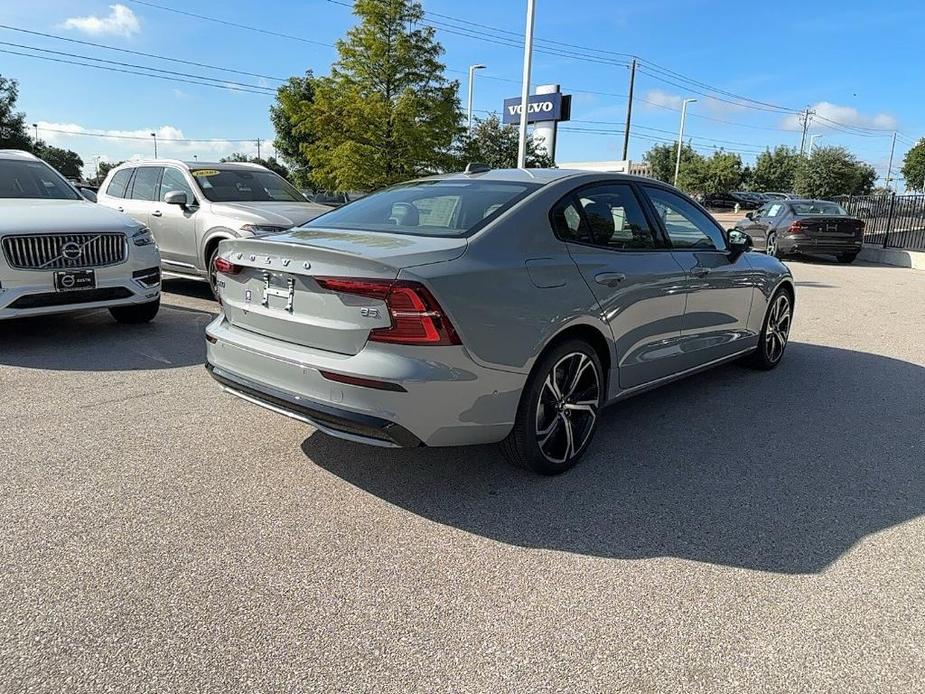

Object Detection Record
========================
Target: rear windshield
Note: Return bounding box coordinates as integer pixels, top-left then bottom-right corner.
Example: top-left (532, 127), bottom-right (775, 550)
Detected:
top-left (0, 159), bottom-right (80, 200)
top-left (791, 201), bottom-right (847, 215)
top-left (303, 180), bottom-right (539, 237)
top-left (190, 168), bottom-right (305, 203)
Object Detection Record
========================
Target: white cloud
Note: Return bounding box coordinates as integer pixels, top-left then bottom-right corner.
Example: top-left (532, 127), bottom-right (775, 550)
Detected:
top-left (642, 89), bottom-right (684, 110)
top-left (35, 122), bottom-right (271, 177)
top-left (61, 4), bottom-right (140, 37)
top-left (641, 89), bottom-right (746, 115)
top-left (780, 101), bottom-right (897, 132)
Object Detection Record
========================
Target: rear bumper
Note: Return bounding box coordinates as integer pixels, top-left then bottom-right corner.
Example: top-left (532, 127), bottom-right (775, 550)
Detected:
top-left (779, 235), bottom-right (863, 255)
top-left (207, 363), bottom-right (422, 447)
top-left (205, 315), bottom-right (527, 447)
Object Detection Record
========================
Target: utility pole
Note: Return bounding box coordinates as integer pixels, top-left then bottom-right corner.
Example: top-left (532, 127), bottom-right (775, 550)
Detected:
top-left (674, 98), bottom-right (697, 186)
top-left (885, 131), bottom-right (897, 191)
top-left (798, 108), bottom-right (814, 156)
top-left (256, 138), bottom-right (262, 159)
top-left (622, 58), bottom-right (636, 161)
top-left (516, 0), bottom-right (536, 169)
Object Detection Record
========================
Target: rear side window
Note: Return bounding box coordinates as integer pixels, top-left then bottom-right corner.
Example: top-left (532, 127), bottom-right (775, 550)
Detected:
top-left (130, 167), bottom-right (163, 201)
top-left (106, 169), bottom-right (133, 198)
top-left (302, 180), bottom-right (540, 237)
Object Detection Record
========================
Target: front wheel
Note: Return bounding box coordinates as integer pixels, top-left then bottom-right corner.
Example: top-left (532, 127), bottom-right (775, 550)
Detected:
top-left (500, 340), bottom-right (604, 475)
top-left (109, 298), bottom-right (160, 324)
top-left (766, 231), bottom-right (780, 258)
top-left (746, 289), bottom-right (792, 370)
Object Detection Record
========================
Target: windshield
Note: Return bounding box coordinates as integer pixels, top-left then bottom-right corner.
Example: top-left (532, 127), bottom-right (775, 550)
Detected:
top-left (190, 168), bottom-right (306, 203)
top-left (302, 180), bottom-right (540, 237)
top-left (791, 201), bottom-right (848, 215)
top-left (0, 159), bottom-right (81, 200)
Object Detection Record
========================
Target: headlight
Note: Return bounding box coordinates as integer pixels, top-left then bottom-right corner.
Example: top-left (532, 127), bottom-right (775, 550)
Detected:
top-left (132, 226), bottom-right (155, 247)
top-left (240, 224), bottom-right (291, 234)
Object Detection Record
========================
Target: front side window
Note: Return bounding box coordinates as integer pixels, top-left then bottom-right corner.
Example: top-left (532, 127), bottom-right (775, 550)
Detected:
top-left (0, 158), bottom-right (80, 200)
top-left (301, 180), bottom-right (539, 238)
top-left (106, 168), bottom-right (133, 199)
top-left (130, 167), bottom-right (163, 201)
top-left (191, 168), bottom-right (304, 203)
top-left (644, 186), bottom-right (726, 251)
top-left (766, 203), bottom-right (783, 218)
top-left (159, 167), bottom-right (194, 202)
top-left (576, 184), bottom-right (656, 250)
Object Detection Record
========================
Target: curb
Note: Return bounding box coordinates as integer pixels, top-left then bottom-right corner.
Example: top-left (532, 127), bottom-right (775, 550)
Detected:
top-left (858, 245), bottom-right (925, 270)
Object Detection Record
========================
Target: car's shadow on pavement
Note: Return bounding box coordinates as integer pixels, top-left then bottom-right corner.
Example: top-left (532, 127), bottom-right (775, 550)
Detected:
top-left (303, 343), bottom-right (925, 575)
top-left (0, 301), bottom-right (215, 371)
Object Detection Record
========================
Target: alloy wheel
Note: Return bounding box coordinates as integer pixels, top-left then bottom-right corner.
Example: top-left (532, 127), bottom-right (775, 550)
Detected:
top-left (765, 293), bottom-right (791, 363)
top-left (535, 352), bottom-right (600, 465)
top-left (766, 232), bottom-right (777, 257)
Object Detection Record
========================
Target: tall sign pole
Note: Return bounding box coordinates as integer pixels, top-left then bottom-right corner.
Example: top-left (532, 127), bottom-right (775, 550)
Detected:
top-left (517, 0), bottom-right (536, 169)
top-left (622, 58), bottom-right (636, 161)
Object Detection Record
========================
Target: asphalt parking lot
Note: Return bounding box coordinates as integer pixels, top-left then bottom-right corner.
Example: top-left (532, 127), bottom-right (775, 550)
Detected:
top-left (2, 259), bottom-right (924, 693)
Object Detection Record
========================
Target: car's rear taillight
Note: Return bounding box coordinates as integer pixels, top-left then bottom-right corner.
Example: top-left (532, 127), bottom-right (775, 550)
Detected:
top-left (315, 277), bottom-right (461, 346)
top-left (214, 257), bottom-right (241, 275)
top-left (788, 221), bottom-right (807, 234)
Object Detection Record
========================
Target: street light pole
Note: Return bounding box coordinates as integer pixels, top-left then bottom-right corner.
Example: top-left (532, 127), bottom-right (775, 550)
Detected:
top-left (516, 0), bottom-right (536, 169)
top-left (150, 132), bottom-right (158, 158)
top-left (809, 133), bottom-right (823, 151)
top-left (466, 64), bottom-right (486, 136)
top-left (673, 98), bottom-right (697, 186)
top-left (32, 123), bottom-right (38, 143)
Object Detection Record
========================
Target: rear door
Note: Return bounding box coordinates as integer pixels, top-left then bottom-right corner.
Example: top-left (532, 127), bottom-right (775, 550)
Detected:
top-left (641, 185), bottom-right (756, 368)
top-left (122, 166), bottom-right (163, 231)
top-left (739, 201), bottom-right (785, 251)
top-left (151, 166), bottom-right (200, 269)
top-left (551, 182), bottom-right (689, 390)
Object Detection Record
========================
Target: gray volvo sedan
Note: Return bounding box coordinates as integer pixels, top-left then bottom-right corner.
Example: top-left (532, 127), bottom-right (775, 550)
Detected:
top-left (206, 168), bottom-right (794, 474)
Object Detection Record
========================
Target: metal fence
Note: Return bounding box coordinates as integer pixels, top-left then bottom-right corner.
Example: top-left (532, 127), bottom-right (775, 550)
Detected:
top-left (835, 193), bottom-right (925, 251)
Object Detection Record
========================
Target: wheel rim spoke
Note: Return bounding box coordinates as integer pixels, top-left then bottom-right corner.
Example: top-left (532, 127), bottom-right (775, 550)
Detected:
top-left (535, 351), bottom-right (601, 464)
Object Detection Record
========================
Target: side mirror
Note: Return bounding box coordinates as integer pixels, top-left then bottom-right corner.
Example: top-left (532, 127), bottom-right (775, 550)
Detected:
top-left (77, 187), bottom-right (97, 203)
top-left (164, 190), bottom-right (189, 207)
top-left (744, 211), bottom-right (754, 220)
top-left (727, 229), bottom-right (753, 254)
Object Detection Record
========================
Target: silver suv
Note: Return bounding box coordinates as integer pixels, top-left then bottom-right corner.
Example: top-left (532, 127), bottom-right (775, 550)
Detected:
top-left (98, 160), bottom-right (328, 292)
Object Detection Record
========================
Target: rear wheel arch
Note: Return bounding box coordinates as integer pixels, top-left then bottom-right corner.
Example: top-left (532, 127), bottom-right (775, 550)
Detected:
top-left (533, 323), bottom-right (613, 392)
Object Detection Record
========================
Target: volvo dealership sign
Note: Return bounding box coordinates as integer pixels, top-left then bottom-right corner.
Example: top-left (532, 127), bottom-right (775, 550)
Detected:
top-left (502, 93), bottom-right (572, 125)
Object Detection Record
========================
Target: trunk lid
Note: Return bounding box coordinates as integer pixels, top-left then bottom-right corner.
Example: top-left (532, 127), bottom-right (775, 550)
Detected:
top-left (216, 228), bottom-right (467, 355)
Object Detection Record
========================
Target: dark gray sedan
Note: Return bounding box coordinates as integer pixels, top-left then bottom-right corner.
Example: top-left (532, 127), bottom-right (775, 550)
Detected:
top-left (735, 199), bottom-right (865, 263)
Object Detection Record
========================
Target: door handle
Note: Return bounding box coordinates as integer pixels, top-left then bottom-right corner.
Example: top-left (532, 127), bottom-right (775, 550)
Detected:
top-left (691, 267), bottom-right (711, 278)
top-left (151, 210), bottom-right (163, 217)
top-left (595, 272), bottom-right (626, 287)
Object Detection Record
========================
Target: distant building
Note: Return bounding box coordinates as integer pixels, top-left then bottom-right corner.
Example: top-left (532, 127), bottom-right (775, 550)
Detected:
top-left (558, 160), bottom-right (652, 177)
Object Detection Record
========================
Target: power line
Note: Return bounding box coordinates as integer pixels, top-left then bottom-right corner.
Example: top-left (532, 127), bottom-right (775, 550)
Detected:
top-left (0, 24), bottom-right (286, 82)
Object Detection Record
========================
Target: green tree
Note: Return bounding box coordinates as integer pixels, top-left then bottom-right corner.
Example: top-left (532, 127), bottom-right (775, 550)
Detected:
top-left (900, 138), bottom-right (925, 192)
top-left (34, 142), bottom-right (84, 179)
top-left (91, 159), bottom-right (124, 186)
top-left (751, 145), bottom-right (800, 192)
top-left (683, 149), bottom-right (743, 195)
top-left (794, 146), bottom-right (877, 198)
top-left (270, 71), bottom-right (316, 188)
top-left (643, 141), bottom-right (702, 185)
top-left (301, 0), bottom-right (462, 192)
top-left (0, 75), bottom-right (33, 150)
top-left (455, 114), bottom-right (550, 169)
top-left (220, 152), bottom-right (291, 180)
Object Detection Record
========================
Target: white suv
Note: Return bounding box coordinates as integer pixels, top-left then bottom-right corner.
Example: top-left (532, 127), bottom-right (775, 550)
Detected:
top-left (97, 160), bottom-right (328, 293)
top-left (0, 150), bottom-right (161, 323)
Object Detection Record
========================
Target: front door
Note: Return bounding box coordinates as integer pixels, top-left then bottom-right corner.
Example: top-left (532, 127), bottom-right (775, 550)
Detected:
top-left (121, 166), bottom-right (162, 237)
top-left (551, 182), bottom-right (689, 392)
top-left (641, 185), bottom-right (756, 369)
top-left (151, 167), bottom-right (200, 270)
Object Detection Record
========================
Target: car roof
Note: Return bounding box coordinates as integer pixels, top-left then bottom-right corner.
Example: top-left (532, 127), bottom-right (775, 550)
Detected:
top-left (113, 159), bottom-right (268, 171)
top-left (418, 167), bottom-right (658, 187)
top-left (0, 149), bottom-right (42, 161)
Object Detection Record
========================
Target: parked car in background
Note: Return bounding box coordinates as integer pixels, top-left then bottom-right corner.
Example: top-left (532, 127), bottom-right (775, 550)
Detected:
top-left (98, 160), bottom-right (329, 293)
top-left (206, 168), bottom-right (794, 475)
top-left (703, 191), bottom-right (761, 210)
top-left (304, 190), bottom-right (368, 207)
top-left (0, 150), bottom-right (161, 322)
top-left (735, 199), bottom-right (864, 263)
top-left (761, 191), bottom-right (795, 201)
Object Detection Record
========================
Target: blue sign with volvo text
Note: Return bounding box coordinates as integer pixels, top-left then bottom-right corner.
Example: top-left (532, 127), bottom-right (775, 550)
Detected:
top-left (502, 93), bottom-right (572, 125)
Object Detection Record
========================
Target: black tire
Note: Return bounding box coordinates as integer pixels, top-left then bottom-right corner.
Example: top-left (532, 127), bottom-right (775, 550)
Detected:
top-left (500, 339), bottom-right (604, 475)
top-left (207, 245), bottom-right (221, 299)
top-left (837, 253), bottom-right (858, 264)
top-left (109, 298), bottom-right (160, 324)
top-left (745, 288), bottom-right (792, 370)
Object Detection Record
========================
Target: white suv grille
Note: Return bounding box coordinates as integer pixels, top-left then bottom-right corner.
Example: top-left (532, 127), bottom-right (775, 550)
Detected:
top-left (2, 233), bottom-right (128, 270)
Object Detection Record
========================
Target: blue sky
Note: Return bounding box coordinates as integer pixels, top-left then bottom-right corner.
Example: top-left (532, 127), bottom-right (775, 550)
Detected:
top-left (2, 0), bottom-right (922, 187)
